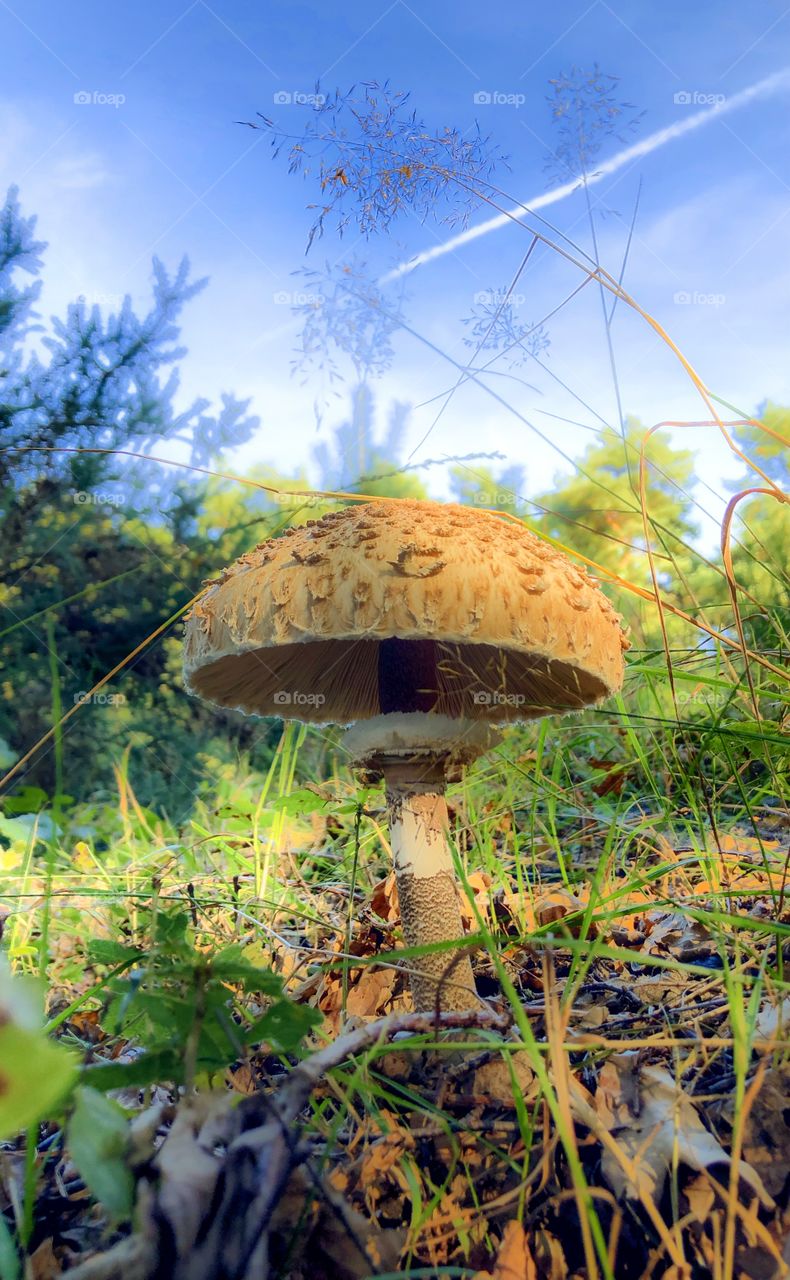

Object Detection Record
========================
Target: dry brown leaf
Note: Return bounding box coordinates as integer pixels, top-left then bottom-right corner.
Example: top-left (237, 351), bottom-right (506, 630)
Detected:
top-left (753, 998), bottom-right (790, 1048)
top-left (357, 1115), bottom-right (415, 1214)
top-left (629, 970), bottom-right (687, 1005)
top-left (572, 1001), bottom-right (608, 1030)
top-left (715, 834), bottom-right (780, 855)
top-left (474, 1220), bottom-right (537, 1280)
top-left (685, 1172), bottom-right (717, 1222)
top-left (730, 1063), bottom-right (790, 1199)
top-left (370, 872), bottom-right (398, 922)
top-left (420, 1189), bottom-right (479, 1267)
top-left (599, 1063), bottom-right (773, 1208)
top-left (460, 871), bottom-right (494, 925)
top-left (474, 1051), bottom-right (536, 1105)
top-left (317, 975), bottom-right (344, 1035)
top-left (643, 911), bottom-right (714, 957)
top-left (30, 1239), bottom-right (61, 1279)
top-left (345, 967), bottom-right (397, 1018)
top-left (377, 1048), bottom-right (412, 1080)
top-left (535, 889), bottom-right (593, 936)
top-left (498, 887), bottom-right (591, 936)
top-left (532, 1228), bottom-right (568, 1279)
top-left (594, 1052), bottom-right (640, 1129)
top-left (227, 1063), bottom-right (257, 1095)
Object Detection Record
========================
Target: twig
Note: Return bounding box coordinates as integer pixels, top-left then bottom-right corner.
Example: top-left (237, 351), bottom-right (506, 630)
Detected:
top-left (67, 1008), bottom-right (509, 1280)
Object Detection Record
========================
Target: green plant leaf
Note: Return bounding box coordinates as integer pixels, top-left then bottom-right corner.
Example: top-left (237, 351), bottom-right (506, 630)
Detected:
top-left (267, 788), bottom-right (327, 816)
top-left (0, 1214), bottom-right (20, 1280)
top-left (1, 786), bottom-right (48, 815)
top-left (246, 998), bottom-right (322, 1053)
top-left (84, 1049), bottom-right (184, 1091)
top-left (210, 946), bottom-right (284, 993)
top-left (0, 1025), bottom-right (79, 1140)
top-left (68, 1087), bottom-right (135, 1221)
top-left (87, 939), bottom-right (142, 967)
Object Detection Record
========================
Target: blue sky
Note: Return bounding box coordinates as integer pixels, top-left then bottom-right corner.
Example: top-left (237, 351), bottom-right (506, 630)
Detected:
top-left (2, 0), bottom-right (789, 540)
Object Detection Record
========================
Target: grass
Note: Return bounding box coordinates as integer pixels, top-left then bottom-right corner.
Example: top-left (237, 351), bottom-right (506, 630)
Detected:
top-left (0, 647), bottom-right (787, 1277)
top-left (2, 137), bottom-right (788, 1274)
top-left (1, 70), bottom-right (787, 1276)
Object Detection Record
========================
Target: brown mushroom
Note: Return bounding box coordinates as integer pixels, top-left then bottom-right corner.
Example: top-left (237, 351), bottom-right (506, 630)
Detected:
top-left (183, 499), bottom-right (628, 1014)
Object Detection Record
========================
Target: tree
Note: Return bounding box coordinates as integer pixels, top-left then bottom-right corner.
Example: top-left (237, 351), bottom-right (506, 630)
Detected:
top-left (313, 383), bottom-right (427, 500)
top-left (534, 418), bottom-right (700, 643)
top-left (732, 401), bottom-right (790, 488)
top-left (726, 403), bottom-right (789, 652)
top-left (0, 188), bottom-right (257, 514)
top-left (0, 187), bottom-right (264, 812)
top-left (448, 461), bottom-right (528, 516)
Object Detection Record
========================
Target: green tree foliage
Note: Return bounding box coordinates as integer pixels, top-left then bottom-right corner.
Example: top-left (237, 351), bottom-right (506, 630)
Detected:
top-left (313, 383), bottom-right (428, 500)
top-left (727, 403), bottom-right (789, 651)
top-left (448, 462), bottom-right (528, 516)
top-left (0, 188), bottom-right (268, 813)
top-left (729, 495), bottom-right (788, 652)
top-left (534, 419), bottom-right (700, 644)
top-left (732, 401), bottom-right (790, 487)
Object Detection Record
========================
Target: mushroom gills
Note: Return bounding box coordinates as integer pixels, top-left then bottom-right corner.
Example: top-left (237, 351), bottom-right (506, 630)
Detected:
top-left (378, 636), bottom-right (439, 714)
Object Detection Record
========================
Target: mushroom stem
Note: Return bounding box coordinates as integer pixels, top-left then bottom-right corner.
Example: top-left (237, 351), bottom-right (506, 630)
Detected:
top-left (385, 771), bottom-right (480, 1013)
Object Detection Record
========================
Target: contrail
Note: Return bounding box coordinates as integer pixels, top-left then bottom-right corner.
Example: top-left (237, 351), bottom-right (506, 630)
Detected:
top-left (382, 68), bottom-right (790, 282)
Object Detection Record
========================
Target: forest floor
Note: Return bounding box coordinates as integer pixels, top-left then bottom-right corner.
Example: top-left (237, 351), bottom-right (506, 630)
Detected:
top-left (3, 807), bottom-right (789, 1280)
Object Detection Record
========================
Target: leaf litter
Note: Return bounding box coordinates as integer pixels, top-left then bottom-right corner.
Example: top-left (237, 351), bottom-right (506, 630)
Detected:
top-left (2, 824), bottom-right (789, 1278)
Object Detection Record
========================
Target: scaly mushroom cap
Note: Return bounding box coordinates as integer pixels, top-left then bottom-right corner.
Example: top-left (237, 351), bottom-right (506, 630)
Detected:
top-left (183, 499), bottom-right (628, 723)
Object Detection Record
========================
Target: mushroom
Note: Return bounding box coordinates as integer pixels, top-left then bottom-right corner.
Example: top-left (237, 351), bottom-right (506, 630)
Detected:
top-left (183, 499), bottom-right (628, 1014)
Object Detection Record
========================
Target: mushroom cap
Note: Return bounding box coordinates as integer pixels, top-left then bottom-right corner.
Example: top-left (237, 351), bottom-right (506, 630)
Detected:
top-left (183, 499), bottom-right (628, 724)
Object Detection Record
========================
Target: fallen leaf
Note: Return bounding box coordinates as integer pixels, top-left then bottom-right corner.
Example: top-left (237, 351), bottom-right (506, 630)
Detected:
top-left (599, 1063), bottom-right (773, 1208)
top-left (357, 1115), bottom-right (415, 1215)
top-left (532, 1228), bottom-right (567, 1279)
top-left (685, 1172), bottom-right (716, 1223)
top-left (475, 1219), bottom-right (537, 1279)
top-left (228, 1063), bottom-right (257, 1095)
top-left (535, 890), bottom-right (593, 936)
top-left (753, 999), bottom-right (790, 1048)
top-left (629, 970), bottom-right (687, 1006)
top-left (730, 1063), bottom-right (790, 1199)
top-left (370, 873), bottom-right (398, 922)
top-left (474, 1051), bottom-right (536, 1106)
top-left (594, 1052), bottom-right (640, 1129)
top-left (460, 871), bottom-right (494, 925)
top-left (345, 967), bottom-right (397, 1018)
top-left (30, 1238), bottom-right (61, 1279)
